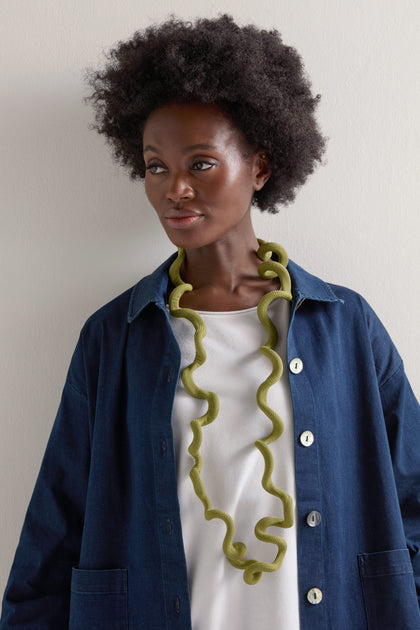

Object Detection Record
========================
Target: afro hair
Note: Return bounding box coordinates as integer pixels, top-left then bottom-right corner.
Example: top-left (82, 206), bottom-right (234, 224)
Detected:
top-left (86, 14), bottom-right (326, 213)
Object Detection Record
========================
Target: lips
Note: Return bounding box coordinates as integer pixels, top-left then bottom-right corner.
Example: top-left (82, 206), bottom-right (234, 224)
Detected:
top-left (164, 208), bottom-right (203, 229)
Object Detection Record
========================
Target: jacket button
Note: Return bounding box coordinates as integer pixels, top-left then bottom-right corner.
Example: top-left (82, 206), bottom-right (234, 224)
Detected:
top-left (306, 511), bottom-right (321, 527)
top-left (161, 518), bottom-right (173, 536)
top-left (160, 439), bottom-right (167, 458)
top-left (307, 588), bottom-right (323, 605)
top-left (289, 357), bottom-right (303, 374)
top-left (299, 430), bottom-right (314, 447)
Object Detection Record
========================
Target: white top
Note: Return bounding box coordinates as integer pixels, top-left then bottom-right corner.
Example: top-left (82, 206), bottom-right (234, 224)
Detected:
top-left (169, 299), bottom-right (301, 630)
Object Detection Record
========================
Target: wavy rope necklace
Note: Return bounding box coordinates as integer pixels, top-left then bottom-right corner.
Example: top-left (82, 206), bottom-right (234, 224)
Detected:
top-left (168, 239), bottom-right (294, 585)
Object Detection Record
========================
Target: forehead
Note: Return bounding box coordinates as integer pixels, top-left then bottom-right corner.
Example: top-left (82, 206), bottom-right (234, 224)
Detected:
top-left (143, 102), bottom-right (247, 150)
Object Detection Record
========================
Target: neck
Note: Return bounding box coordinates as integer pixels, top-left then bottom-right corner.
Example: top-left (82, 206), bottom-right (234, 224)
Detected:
top-left (182, 231), bottom-right (261, 293)
top-left (176, 228), bottom-right (283, 311)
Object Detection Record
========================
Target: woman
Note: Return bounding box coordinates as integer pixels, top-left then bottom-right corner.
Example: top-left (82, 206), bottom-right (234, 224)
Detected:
top-left (1, 14), bottom-right (419, 630)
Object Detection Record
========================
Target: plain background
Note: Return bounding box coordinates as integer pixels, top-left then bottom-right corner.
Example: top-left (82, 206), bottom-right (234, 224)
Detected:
top-left (1, 0), bottom-right (419, 600)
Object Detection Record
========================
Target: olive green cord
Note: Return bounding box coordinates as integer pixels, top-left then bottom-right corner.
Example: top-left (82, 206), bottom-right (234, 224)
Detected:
top-left (168, 240), bottom-right (294, 585)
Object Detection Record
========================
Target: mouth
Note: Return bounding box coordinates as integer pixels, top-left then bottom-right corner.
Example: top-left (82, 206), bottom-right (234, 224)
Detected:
top-left (164, 210), bottom-right (203, 229)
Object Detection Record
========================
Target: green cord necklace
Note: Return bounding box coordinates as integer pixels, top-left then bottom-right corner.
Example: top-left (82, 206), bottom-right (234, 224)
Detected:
top-left (168, 240), bottom-right (294, 585)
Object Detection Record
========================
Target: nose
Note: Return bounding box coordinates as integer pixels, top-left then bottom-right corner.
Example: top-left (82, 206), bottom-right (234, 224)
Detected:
top-left (166, 171), bottom-right (195, 203)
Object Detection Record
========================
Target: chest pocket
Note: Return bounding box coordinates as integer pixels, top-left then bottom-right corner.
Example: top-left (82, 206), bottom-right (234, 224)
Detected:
top-left (69, 568), bottom-right (128, 630)
top-left (358, 549), bottom-right (420, 630)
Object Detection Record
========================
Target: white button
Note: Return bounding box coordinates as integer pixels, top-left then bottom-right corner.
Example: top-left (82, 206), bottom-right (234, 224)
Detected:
top-left (307, 588), bottom-right (323, 605)
top-left (300, 430), bottom-right (314, 447)
top-left (306, 511), bottom-right (322, 527)
top-left (289, 357), bottom-right (303, 374)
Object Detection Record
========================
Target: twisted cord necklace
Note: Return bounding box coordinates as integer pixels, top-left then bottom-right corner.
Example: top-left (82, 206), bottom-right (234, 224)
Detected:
top-left (168, 239), bottom-right (294, 585)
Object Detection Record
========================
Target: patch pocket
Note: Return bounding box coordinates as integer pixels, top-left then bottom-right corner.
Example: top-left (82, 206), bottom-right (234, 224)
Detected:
top-left (69, 568), bottom-right (128, 630)
top-left (358, 549), bottom-right (420, 630)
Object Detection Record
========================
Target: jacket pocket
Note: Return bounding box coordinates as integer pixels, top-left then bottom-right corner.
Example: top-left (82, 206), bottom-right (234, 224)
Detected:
top-left (358, 549), bottom-right (420, 630)
top-left (69, 568), bottom-right (128, 630)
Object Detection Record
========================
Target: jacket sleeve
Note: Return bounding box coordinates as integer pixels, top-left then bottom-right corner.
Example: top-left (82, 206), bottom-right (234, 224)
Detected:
top-left (380, 362), bottom-right (420, 603)
top-left (363, 297), bottom-right (420, 603)
top-left (0, 334), bottom-right (91, 628)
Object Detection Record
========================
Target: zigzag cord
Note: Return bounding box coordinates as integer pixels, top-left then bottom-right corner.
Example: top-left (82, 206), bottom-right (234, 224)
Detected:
top-left (168, 240), bottom-right (294, 585)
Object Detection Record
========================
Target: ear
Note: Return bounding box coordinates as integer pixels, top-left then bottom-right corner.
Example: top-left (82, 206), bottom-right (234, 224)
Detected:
top-left (253, 151), bottom-right (272, 191)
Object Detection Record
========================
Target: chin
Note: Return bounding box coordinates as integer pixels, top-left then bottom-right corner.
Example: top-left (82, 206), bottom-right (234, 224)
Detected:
top-left (161, 225), bottom-right (209, 251)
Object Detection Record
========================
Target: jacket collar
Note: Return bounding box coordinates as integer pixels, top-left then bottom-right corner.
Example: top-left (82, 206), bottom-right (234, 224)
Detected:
top-left (128, 254), bottom-right (177, 323)
top-left (127, 253), bottom-right (343, 323)
top-left (287, 260), bottom-right (344, 306)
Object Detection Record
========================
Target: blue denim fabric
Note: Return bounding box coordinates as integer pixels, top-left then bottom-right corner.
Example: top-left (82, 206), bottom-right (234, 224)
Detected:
top-left (1, 254), bottom-right (419, 629)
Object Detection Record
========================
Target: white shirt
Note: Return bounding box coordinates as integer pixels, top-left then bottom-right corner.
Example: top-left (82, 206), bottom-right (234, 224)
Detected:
top-left (169, 299), bottom-right (301, 630)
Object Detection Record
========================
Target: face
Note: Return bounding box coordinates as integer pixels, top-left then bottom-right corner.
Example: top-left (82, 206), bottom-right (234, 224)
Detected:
top-left (142, 102), bottom-right (270, 250)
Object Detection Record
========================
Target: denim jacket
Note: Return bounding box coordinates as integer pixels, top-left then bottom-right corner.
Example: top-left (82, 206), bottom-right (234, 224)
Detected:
top-left (1, 254), bottom-right (419, 630)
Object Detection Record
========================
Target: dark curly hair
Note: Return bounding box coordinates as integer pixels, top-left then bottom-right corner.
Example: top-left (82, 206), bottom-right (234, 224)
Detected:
top-left (86, 14), bottom-right (326, 213)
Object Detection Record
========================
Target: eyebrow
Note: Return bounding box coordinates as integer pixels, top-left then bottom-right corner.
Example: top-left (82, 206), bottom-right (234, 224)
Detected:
top-left (143, 143), bottom-right (218, 155)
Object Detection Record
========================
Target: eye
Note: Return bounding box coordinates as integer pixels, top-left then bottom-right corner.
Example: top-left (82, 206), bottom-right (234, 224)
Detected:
top-left (146, 163), bottom-right (166, 175)
top-left (192, 160), bottom-right (215, 171)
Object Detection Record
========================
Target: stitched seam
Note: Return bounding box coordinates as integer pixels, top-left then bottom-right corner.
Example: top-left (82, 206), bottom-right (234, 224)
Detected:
top-left (378, 360), bottom-right (403, 391)
top-left (71, 588), bottom-right (127, 594)
top-left (362, 569), bottom-right (412, 578)
top-left (66, 378), bottom-right (88, 401)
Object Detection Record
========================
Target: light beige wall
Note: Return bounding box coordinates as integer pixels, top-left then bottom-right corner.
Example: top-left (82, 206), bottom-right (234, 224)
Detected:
top-left (1, 0), bottom-right (419, 597)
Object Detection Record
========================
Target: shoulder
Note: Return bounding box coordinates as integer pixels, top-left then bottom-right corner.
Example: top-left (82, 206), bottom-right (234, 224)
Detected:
top-left (66, 257), bottom-right (174, 394)
top-left (289, 258), bottom-right (388, 324)
top-left (288, 259), bottom-right (403, 386)
top-left (288, 258), bottom-right (369, 310)
top-left (69, 255), bottom-right (173, 372)
top-left (82, 286), bottom-right (133, 337)
top-left (81, 253), bottom-right (176, 338)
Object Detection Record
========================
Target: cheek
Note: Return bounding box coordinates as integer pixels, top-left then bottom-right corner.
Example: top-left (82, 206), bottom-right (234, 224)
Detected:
top-left (223, 158), bottom-right (256, 190)
top-left (222, 168), bottom-right (256, 207)
top-left (208, 169), bottom-right (250, 201)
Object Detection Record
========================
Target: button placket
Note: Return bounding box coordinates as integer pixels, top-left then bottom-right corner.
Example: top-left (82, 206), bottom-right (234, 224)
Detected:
top-left (288, 340), bottom-right (325, 623)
